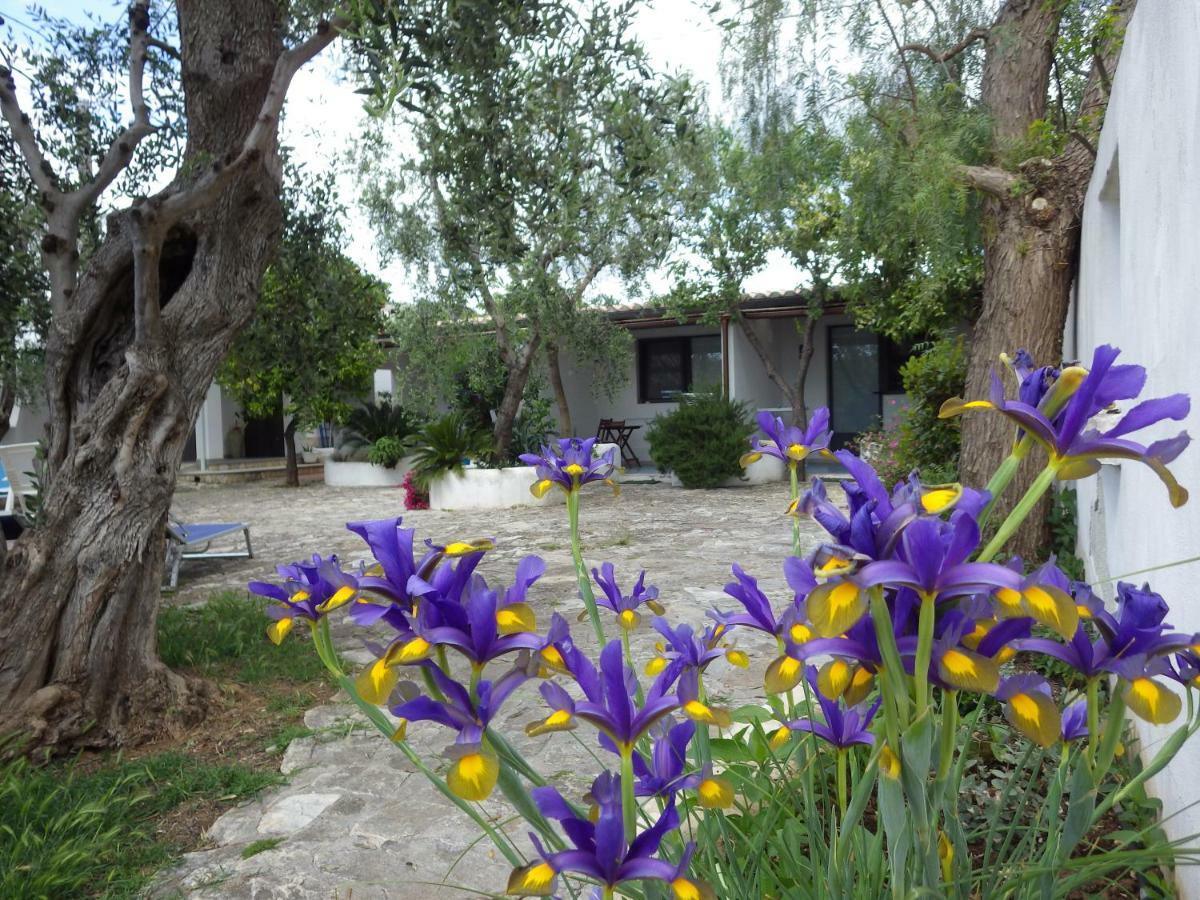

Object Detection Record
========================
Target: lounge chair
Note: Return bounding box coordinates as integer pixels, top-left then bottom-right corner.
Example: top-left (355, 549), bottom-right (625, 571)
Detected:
top-left (164, 514), bottom-right (253, 590)
top-left (0, 442), bottom-right (38, 517)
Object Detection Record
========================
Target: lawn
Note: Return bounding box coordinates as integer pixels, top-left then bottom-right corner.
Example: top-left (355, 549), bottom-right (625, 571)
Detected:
top-left (0, 592), bottom-right (333, 899)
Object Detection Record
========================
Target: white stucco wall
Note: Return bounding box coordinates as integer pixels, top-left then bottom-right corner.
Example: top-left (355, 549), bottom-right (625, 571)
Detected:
top-left (1073, 1), bottom-right (1200, 889)
top-left (1, 400), bottom-right (47, 446)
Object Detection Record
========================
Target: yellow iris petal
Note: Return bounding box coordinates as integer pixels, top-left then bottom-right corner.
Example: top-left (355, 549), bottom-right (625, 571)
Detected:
top-left (786, 443), bottom-right (809, 461)
top-left (1004, 692), bottom-right (1061, 748)
top-left (739, 450), bottom-right (763, 468)
top-left (817, 658), bottom-right (852, 699)
top-left (697, 777), bottom-right (735, 809)
top-left (539, 645), bottom-right (566, 675)
top-left (645, 656), bottom-right (669, 677)
top-left (385, 636), bottom-right (433, 666)
top-left (390, 719), bottom-right (408, 742)
top-left (671, 877), bottom-right (716, 900)
top-left (496, 602), bottom-right (538, 635)
top-left (448, 751), bottom-right (499, 801)
top-left (525, 708), bottom-right (575, 737)
top-left (816, 556), bottom-right (852, 577)
top-left (563, 463), bottom-right (585, 478)
top-left (531, 478), bottom-right (555, 499)
top-left (266, 616), bottom-right (295, 645)
top-left (807, 581), bottom-right (867, 637)
top-left (938, 397), bottom-right (995, 419)
top-left (617, 609), bottom-right (640, 630)
top-left (843, 665), bottom-right (875, 707)
top-left (764, 655), bottom-right (804, 694)
top-left (443, 539), bottom-right (495, 557)
top-left (725, 649), bottom-right (750, 669)
top-left (507, 860), bottom-right (557, 896)
top-left (769, 725), bottom-right (792, 750)
top-left (316, 585), bottom-right (357, 613)
top-left (938, 831), bottom-right (954, 882)
top-left (355, 657), bottom-right (400, 705)
top-left (920, 486), bottom-right (961, 514)
top-left (879, 742), bottom-right (902, 780)
top-left (1124, 678), bottom-right (1183, 725)
top-left (937, 648), bottom-right (1000, 693)
top-left (289, 589), bottom-right (311, 604)
top-left (1021, 585), bottom-right (1079, 640)
top-left (994, 587), bottom-right (1024, 617)
top-left (790, 623), bottom-right (812, 645)
top-left (683, 700), bottom-right (732, 729)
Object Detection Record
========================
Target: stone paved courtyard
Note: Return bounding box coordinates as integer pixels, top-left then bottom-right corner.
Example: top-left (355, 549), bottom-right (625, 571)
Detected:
top-left (153, 477), bottom-right (829, 898)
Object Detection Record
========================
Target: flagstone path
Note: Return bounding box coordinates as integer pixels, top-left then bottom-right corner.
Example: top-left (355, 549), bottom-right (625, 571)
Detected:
top-left (151, 476), bottom-right (829, 898)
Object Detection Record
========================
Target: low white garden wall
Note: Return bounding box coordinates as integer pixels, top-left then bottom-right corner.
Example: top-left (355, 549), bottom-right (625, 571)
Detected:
top-left (323, 458), bottom-right (412, 488)
top-left (429, 466), bottom-right (565, 511)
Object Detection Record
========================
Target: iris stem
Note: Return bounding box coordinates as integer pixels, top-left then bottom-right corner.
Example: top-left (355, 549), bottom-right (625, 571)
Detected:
top-left (914, 593), bottom-right (937, 720)
top-left (937, 692), bottom-right (958, 782)
top-left (567, 490), bottom-right (607, 647)
top-left (978, 441), bottom-right (1029, 529)
top-left (1086, 677), bottom-right (1101, 771)
top-left (977, 464), bottom-right (1058, 563)
top-left (789, 464), bottom-right (802, 557)
top-left (836, 748), bottom-right (848, 820)
top-left (619, 746), bottom-right (637, 844)
top-left (869, 588), bottom-right (909, 736)
top-left (620, 627), bottom-right (644, 706)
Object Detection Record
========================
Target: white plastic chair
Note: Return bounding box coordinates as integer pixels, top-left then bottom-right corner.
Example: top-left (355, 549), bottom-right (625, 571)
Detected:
top-left (0, 442), bottom-right (38, 516)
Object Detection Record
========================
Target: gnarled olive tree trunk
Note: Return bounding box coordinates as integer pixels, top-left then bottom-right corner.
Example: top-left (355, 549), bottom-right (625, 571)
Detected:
top-left (0, 0), bottom-right (341, 752)
top-left (954, 0), bottom-right (1134, 558)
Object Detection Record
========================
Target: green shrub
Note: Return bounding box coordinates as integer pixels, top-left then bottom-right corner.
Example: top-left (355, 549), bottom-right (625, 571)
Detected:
top-left (407, 412), bottom-right (491, 488)
top-left (896, 336), bottom-right (966, 478)
top-left (340, 398), bottom-right (420, 450)
top-left (512, 395), bottom-right (556, 458)
top-left (645, 392), bottom-right (752, 489)
top-left (366, 435), bottom-right (406, 468)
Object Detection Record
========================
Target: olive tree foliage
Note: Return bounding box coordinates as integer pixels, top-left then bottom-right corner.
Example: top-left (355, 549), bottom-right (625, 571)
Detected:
top-left (719, 0), bottom-right (1134, 555)
top-left (218, 168), bottom-right (387, 487)
top-left (0, 7), bottom-right (183, 440)
top-left (357, 0), bottom-right (701, 452)
top-left (669, 120), bottom-right (845, 430)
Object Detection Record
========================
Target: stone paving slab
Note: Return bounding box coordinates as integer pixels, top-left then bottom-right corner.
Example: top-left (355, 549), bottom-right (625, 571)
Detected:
top-left (152, 477), bottom-right (829, 898)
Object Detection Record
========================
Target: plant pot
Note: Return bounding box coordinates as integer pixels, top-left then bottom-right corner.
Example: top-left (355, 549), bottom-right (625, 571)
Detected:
top-left (323, 457), bottom-right (414, 487)
top-left (428, 465), bottom-right (566, 510)
top-left (301, 451), bottom-right (318, 464)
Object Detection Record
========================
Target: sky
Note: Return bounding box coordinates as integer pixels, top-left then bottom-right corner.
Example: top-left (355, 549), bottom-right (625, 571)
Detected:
top-left (2, 0), bottom-right (805, 303)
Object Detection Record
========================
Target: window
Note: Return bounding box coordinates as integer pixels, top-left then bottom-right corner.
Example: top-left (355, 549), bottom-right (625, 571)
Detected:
top-left (637, 334), bottom-right (722, 403)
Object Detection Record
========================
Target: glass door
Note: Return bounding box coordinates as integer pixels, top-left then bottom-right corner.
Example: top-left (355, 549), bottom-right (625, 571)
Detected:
top-left (828, 325), bottom-right (881, 447)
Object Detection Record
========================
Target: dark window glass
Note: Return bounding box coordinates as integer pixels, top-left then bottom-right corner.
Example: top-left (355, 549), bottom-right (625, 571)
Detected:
top-left (638, 334), bottom-right (722, 402)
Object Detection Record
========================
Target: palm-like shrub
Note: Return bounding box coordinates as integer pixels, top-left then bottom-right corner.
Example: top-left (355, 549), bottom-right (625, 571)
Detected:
top-left (341, 399), bottom-right (420, 451)
top-left (407, 412), bottom-right (491, 488)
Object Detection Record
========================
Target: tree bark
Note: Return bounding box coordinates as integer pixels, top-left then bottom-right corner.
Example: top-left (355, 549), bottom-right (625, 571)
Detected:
top-left (493, 334), bottom-right (542, 460)
top-left (0, 0), bottom-right (339, 753)
top-left (957, 0), bottom-right (1133, 559)
top-left (283, 417), bottom-right (299, 487)
top-left (0, 380), bottom-right (14, 443)
top-left (546, 342), bottom-right (573, 435)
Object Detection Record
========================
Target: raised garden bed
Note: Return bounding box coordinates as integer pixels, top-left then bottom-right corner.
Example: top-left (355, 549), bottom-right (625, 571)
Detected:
top-left (323, 458), bottom-right (413, 488)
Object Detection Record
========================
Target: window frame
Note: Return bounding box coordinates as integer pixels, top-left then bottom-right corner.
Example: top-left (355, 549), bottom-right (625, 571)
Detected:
top-left (636, 334), bottom-right (720, 404)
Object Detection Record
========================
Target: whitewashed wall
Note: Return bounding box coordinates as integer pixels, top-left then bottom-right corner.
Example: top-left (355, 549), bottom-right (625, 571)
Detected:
top-left (1072, 1), bottom-right (1200, 890)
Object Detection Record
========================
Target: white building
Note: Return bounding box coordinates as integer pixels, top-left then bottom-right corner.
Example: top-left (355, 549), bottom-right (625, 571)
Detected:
top-left (1069, 0), bottom-right (1200, 892)
top-left (555, 292), bottom-right (911, 464)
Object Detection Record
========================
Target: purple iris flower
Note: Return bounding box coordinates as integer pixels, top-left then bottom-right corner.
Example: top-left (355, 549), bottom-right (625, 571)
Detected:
top-left (786, 666), bottom-right (880, 749)
top-left (713, 558), bottom-right (813, 639)
top-left (519, 437), bottom-right (619, 497)
top-left (507, 773), bottom-right (712, 898)
top-left (944, 345), bottom-right (1190, 506)
top-left (343, 518), bottom-right (437, 629)
top-left (1061, 700), bottom-right (1089, 742)
top-left (1015, 581), bottom-right (1192, 678)
top-left (741, 407), bottom-right (832, 468)
top-left (250, 554), bottom-right (359, 643)
top-left (564, 640), bottom-right (680, 752)
top-left (633, 719), bottom-right (700, 799)
top-left (591, 563), bottom-right (665, 630)
top-left (647, 618), bottom-right (747, 682)
top-left (1008, 348), bottom-right (1062, 410)
top-left (495, 555), bottom-right (547, 634)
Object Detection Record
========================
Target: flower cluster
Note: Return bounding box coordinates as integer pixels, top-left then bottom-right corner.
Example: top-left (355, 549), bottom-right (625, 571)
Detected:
top-left (252, 344), bottom-right (1195, 897)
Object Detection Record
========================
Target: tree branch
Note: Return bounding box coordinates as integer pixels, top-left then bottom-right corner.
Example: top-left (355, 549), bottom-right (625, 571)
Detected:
top-left (900, 27), bottom-right (989, 64)
top-left (957, 163), bottom-right (1020, 198)
top-left (0, 67), bottom-right (62, 199)
top-left (874, 0), bottom-right (920, 113)
top-left (159, 14), bottom-right (349, 223)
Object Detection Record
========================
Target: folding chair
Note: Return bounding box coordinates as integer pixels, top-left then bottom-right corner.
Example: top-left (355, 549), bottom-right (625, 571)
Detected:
top-left (164, 514), bottom-right (253, 590)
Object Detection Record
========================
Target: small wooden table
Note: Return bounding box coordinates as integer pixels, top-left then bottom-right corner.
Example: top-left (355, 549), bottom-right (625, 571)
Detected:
top-left (596, 419), bottom-right (642, 468)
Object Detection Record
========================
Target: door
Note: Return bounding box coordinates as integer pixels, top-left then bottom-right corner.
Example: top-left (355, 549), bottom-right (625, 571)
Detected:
top-left (828, 325), bottom-right (881, 448)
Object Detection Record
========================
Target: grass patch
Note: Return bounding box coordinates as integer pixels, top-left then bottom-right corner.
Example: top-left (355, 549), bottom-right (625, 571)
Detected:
top-left (0, 751), bottom-right (280, 899)
top-left (158, 591), bottom-right (330, 684)
top-left (240, 837), bottom-right (285, 859)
